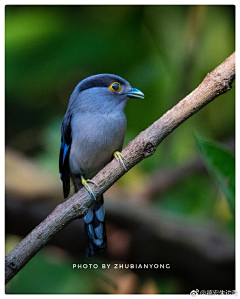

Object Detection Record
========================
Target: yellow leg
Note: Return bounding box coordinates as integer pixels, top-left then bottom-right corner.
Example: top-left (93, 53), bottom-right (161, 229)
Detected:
top-left (81, 175), bottom-right (97, 200)
top-left (114, 151), bottom-right (128, 171)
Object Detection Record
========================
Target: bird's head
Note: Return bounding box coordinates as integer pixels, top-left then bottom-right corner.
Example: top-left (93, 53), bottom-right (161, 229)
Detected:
top-left (69, 74), bottom-right (144, 113)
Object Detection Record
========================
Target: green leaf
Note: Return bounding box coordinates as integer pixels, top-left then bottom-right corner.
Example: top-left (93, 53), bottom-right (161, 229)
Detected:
top-left (195, 135), bottom-right (235, 215)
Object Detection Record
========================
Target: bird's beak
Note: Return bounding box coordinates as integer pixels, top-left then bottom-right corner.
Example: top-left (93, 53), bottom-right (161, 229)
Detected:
top-left (125, 87), bottom-right (144, 99)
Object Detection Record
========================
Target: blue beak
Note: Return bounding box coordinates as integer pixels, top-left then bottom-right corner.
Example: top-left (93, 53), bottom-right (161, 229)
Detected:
top-left (126, 87), bottom-right (144, 99)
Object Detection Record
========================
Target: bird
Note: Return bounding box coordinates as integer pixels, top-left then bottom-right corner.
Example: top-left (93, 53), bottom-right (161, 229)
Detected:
top-left (59, 73), bottom-right (144, 257)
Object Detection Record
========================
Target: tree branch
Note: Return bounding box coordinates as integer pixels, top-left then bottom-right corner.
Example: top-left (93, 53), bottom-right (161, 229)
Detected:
top-left (5, 52), bottom-right (235, 284)
top-left (6, 195), bottom-right (235, 291)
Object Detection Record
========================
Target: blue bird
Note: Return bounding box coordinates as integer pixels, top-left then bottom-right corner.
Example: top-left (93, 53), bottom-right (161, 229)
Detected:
top-left (59, 74), bottom-right (144, 257)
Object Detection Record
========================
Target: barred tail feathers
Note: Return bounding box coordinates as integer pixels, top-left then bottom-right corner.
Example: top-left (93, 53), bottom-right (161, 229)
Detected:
top-left (84, 196), bottom-right (107, 257)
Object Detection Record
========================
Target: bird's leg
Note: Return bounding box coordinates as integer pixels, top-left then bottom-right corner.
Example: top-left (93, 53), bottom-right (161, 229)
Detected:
top-left (81, 175), bottom-right (97, 200)
top-left (113, 151), bottom-right (128, 171)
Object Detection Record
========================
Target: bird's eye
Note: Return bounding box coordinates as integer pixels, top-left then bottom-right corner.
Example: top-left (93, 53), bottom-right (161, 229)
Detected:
top-left (109, 82), bottom-right (121, 92)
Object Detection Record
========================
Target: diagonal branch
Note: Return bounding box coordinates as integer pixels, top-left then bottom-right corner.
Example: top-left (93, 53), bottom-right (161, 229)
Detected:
top-left (5, 52), bottom-right (235, 284)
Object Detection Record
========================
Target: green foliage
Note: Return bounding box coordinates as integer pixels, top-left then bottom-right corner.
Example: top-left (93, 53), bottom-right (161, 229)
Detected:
top-left (158, 174), bottom-right (216, 217)
top-left (195, 134), bottom-right (235, 215)
top-left (5, 5), bottom-right (235, 156)
top-left (5, 250), bottom-right (105, 294)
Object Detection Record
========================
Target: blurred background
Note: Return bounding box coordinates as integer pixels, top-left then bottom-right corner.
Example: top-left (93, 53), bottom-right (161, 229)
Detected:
top-left (5, 5), bottom-right (235, 294)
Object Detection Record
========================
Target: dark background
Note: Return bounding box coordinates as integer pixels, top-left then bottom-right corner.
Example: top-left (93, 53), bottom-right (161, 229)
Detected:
top-left (5, 5), bottom-right (235, 294)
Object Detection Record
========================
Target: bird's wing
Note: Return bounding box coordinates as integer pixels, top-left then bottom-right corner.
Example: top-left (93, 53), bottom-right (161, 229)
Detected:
top-left (59, 113), bottom-right (72, 198)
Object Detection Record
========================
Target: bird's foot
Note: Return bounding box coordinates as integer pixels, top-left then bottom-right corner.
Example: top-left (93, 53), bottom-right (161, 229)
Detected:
top-left (114, 151), bottom-right (128, 171)
top-left (81, 175), bottom-right (97, 200)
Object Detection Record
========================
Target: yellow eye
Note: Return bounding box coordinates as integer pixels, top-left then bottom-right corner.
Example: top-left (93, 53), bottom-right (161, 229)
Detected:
top-left (109, 82), bottom-right (121, 92)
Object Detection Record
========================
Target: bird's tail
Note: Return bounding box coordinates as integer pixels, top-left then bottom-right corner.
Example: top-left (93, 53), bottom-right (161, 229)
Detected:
top-left (84, 195), bottom-right (107, 257)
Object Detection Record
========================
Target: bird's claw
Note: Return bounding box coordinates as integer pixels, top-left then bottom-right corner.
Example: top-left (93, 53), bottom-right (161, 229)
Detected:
top-left (114, 151), bottom-right (128, 171)
top-left (81, 175), bottom-right (97, 200)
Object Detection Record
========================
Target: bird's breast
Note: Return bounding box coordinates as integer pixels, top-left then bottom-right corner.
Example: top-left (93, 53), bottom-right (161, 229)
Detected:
top-left (69, 112), bottom-right (126, 178)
